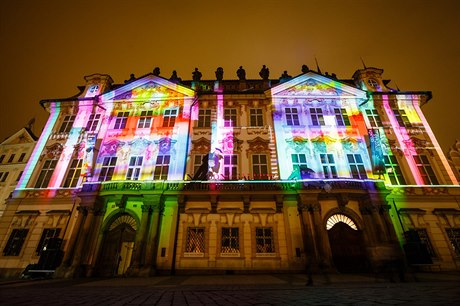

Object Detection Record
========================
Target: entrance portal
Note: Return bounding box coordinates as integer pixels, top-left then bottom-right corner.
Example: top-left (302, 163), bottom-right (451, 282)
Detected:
top-left (97, 214), bottom-right (137, 277)
top-left (326, 214), bottom-right (368, 273)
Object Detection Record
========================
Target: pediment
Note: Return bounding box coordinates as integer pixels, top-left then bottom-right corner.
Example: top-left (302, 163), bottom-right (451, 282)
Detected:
top-left (101, 74), bottom-right (195, 102)
top-left (1, 128), bottom-right (37, 146)
top-left (268, 72), bottom-right (366, 100)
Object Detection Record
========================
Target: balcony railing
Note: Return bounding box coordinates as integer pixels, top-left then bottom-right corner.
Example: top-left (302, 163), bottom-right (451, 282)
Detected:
top-left (80, 179), bottom-right (385, 194)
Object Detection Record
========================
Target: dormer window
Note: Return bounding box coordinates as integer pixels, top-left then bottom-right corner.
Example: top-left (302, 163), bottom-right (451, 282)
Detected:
top-left (367, 79), bottom-right (379, 88)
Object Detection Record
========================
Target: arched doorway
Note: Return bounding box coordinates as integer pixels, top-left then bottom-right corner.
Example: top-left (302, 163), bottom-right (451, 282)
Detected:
top-left (326, 214), bottom-right (368, 273)
top-left (97, 214), bottom-right (137, 277)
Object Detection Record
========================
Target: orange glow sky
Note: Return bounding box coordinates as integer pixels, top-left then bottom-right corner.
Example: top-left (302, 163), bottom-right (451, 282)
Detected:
top-left (1, 0), bottom-right (459, 150)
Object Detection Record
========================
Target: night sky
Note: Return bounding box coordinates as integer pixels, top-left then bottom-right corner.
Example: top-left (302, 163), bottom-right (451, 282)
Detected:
top-left (1, 0), bottom-right (459, 151)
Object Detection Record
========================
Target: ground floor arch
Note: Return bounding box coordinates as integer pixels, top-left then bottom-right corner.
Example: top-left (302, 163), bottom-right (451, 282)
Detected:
top-left (326, 213), bottom-right (369, 273)
top-left (96, 213), bottom-right (137, 277)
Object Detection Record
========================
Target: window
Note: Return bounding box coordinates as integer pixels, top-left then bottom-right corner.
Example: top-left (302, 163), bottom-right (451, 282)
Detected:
top-left (310, 108), bottom-right (324, 126)
top-left (63, 159), bottom-right (83, 187)
top-left (35, 159), bottom-right (58, 188)
top-left (393, 109), bottom-right (411, 127)
top-left (285, 108), bottom-right (300, 126)
top-left (8, 154), bottom-right (15, 163)
top-left (99, 156), bottom-right (117, 181)
top-left (18, 153), bottom-right (26, 163)
top-left (114, 112), bottom-right (129, 129)
top-left (0, 155), bottom-right (5, 163)
top-left (335, 108), bottom-right (350, 126)
top-left (221, 227), bottom-right (239, 254)
top-left (197, 109), bottom-right (211, 128)
top-left (223, 155), bottom-right (238, 180)
top-left (256, 227), bottom-right (274, 253)
top-left (154, 155), bottom-right (170, 180)
top-left (320, 154), bottom-right (338, 178)
top-left (365, 109), bottom-right (382, 128)
top-left (367, 79), bottom-right (379, 88)
top-left (137, 111), bottom-right (153, 129)
top-left (291, 154), bottom-right (308, 172)
top-left (126, 156), bottom-right (143, 180)
top-left (36, 228), bottom-right (61, 256)
top-left (384, 155), bottom-right (406, 185)
top-left (347, 154), bottom-right (367, 179)
top-left (163, 109), bottom-right (177, 127)
top-left (416, 228), bottom-right (436, 257)
top-left (16, 171), bottom-right (23, 182)
top-left (86, 113), bottom-right (101, 132)
top-left (3, 229), bottom-right (28, 256)
top-left (414, 155), bottom-right (438, 185)
top-left (186, 227), bottom-right (205, 253)
top-left (224, 108), bottom-right (237, 127)
top-left (446, 228), bottom-right (460, 257)
top-left (252, 154), bottom-right (268, 180)
top-left (250, 108), bottom-right (264, 127)
top-left (58, 115), bottom-right (75, 133)
top-left (193, 154), bottom-right (206, 177)
top-left (0, 172), bottom-right (9, 182)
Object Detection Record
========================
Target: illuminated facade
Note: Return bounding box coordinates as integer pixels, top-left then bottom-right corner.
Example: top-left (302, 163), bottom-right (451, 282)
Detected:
top-left (0, 66), bottom-right (459, 278)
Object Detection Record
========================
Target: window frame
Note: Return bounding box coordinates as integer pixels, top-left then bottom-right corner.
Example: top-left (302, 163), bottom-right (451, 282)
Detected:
top-left (185, 227), bottom-right (205, 254)
top-left (285, 107), bottom-right (300, 126)
top-left (445, 228), bottom-right (460, 257)
top-left (221, 227), bottom-right (240, 254)
top-left (58, 115), bottom-right (76, 133)
top-left (310, 108), bottom-right (325, 126)
top-left (384, 155), bottom-right (406, 185)
top-left (255, 227), bottom-right (275, 254)
top-left (224, 108), bottom-right (238, 127)
top-left (320, 153), bottom-right (338, 178)
top-left (365, 109), bottom-right (382, 128)
top-left (99, 156), bottom-right (117, 181)
top-left (252, 154), bottom-right (269, 180)
top-left (249, 108), bottom-right (264, 127)
top-left (163, 109), bottom-right (177, 127)
top-left (335, 108), bottom-right (350, 127)
top-left (126, 156), bottom-right (143, 180)
top-left (223, 154), bottom-right (238, 180)
top-left (413, 155), bottom-right (439, 185)
top-left (114, 112), bottom-right (129, 129)
top-left (63, 158), bottom-right (83, 188)
top-left (153, 154), bottom-right (170, 180)
top-left (3, 228), bottom-right (29, 256)
top-left (137, 111), bottom-right (153, 129)
top-left (347, 154), bottom-right (367, 179)
top-left (36, 228), bottom-right (61, 256)
top-left (35, 159), bottom-right (58, 188)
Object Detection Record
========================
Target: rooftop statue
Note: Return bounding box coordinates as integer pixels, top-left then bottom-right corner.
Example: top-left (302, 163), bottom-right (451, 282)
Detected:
top-left (259, 65), bottom-right (270, 80)
top-left (169, 70), bottom-right (182, 83)
top-left (279, 70), bottom-right (292, 83)
top-left (237, 66), bottom-right (246, 80)
top-left (153, 67), bottom-right (160, 76)
top-left (215, 67), bottom-right (224, 81)
top-left (301, 64), bottom-right (309, 73)
top-left (192, 68), bottom-right (202, 81)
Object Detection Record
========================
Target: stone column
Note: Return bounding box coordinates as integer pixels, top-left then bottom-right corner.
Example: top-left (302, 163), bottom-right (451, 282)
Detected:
top-left (140, 197), bottom-right (162, 276)
top-left (297, 199), bottom-right (317, 262)
top-left (311, 203), bottom-right (332, 268)
top-left (82, 197), bottom-right (107, 277)
top-left (129, 203), bottom-right (152, 275)
top-left (69, 206), bottom-right (94, 277)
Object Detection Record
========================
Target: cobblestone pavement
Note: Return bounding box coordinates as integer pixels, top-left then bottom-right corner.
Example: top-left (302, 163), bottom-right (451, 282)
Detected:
top-left (0, 273), bottom-right (459, 305)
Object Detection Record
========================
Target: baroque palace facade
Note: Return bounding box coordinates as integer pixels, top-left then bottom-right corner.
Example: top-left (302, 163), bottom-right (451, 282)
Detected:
top-left (0, 65), bottom-right (459, 278)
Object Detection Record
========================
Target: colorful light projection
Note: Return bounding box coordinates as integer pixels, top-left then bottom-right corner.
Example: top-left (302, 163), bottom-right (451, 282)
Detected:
top-left (94, 76), bottom-right (195, 182)
top-left (270, 73), bottom-right (370, 181)
top-left (17, 102), bottom-right (61, 189)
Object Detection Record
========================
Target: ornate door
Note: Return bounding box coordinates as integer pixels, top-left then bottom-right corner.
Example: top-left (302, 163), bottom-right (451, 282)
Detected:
top-left (97, 214), bottom-right (137, 277)
top-left (327, 217), bottom-right (368, 273)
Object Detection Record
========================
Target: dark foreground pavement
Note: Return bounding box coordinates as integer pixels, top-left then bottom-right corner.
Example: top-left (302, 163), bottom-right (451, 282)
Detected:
top-left (0, 273), bottom-right (459, 305)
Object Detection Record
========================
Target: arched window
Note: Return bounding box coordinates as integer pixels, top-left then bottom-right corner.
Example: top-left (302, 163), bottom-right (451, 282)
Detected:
top-left (326, 214), bottom-right (358, 230)
top-left (109, 214), bottom-right (137, 231)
